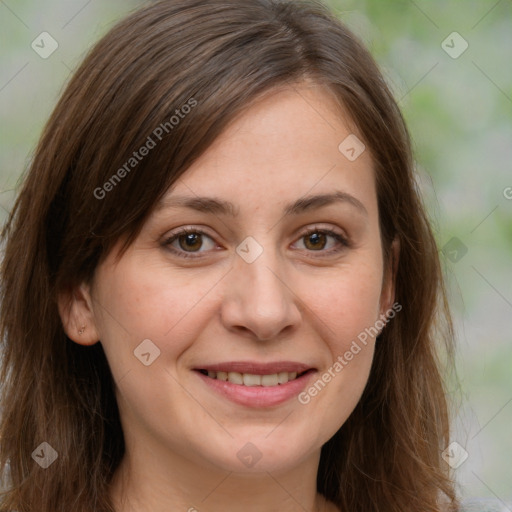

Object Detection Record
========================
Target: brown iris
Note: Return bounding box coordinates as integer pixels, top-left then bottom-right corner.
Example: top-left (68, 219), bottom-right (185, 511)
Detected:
top-left (303, 232), bottom-right (326, 250)
top-left (178, 232), bottom-right (203, 252)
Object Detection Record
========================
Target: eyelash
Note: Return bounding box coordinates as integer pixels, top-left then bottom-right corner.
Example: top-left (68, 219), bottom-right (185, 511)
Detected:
top-left (162, 226), bottom-right (350, 260)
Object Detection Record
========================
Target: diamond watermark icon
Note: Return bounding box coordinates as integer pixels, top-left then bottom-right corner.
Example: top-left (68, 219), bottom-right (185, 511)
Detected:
top-left (32, 442), bottom-right (58, 469)
top-left (442, 237), bottom-right (468, 263)
top-left (442, 441), bottom-right (469, 469)
top-left (237, 442), bottom-right (263, 468)
top-left (134, 338), bottom-right (161, 366)
top-left (236, 236), bottom-right (263, 264)
top-left (338, 134), bottom-right (366, 161)
top-left (441, 32), bottom-right (468, 59)
top-left (31, 32), bottom-right (59, 59)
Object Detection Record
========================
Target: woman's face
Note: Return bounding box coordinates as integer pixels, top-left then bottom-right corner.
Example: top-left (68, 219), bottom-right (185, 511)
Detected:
top-left (70, 83), bottom-right (395, 475)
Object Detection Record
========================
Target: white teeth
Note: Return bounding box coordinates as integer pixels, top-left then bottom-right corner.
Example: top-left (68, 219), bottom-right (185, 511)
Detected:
top-left (227, 371), bottom-right (244, 385)
top-left (243, 374), bottom-right (261, 386)
top-left (277, 371), bottom-right (289, 384)
top-left (204, 370), bottom-right (303, 385)
top-left (261, 374), bottom-right (278, 386)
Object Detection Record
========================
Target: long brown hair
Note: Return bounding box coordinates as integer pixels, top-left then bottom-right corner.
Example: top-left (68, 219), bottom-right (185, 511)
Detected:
top-left (0, 0), bottom-right (458, 510)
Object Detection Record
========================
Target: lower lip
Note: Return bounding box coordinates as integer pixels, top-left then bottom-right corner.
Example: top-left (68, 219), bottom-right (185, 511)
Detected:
top-left (195, 370), bottom-right (317, 408)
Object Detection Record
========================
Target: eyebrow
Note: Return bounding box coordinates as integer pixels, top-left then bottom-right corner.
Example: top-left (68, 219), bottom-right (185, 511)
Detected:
top-left (156, 191), bottom-right (368, 217)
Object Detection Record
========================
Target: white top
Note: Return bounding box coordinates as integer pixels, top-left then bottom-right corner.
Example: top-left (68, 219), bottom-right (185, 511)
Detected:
top-left (461, 498), bottom-right (512, 511)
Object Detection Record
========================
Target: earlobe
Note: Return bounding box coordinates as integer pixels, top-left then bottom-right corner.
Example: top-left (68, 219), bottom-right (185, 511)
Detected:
top-left (380, 237), bottom-right (400, 316)
top-left (57, 282), bottom-right (100, 346)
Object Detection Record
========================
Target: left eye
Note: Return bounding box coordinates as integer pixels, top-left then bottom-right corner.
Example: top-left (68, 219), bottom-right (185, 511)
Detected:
top-left (293, 229), bottom-right (348, 253)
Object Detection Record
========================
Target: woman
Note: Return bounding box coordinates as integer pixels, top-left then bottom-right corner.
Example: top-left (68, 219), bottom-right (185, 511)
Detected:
top-left (0, 0), bottom-right (459, 510)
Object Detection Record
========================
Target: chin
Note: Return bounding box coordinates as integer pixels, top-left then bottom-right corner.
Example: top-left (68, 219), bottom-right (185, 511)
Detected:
top-left (192, 432), bottom-right (320, 475)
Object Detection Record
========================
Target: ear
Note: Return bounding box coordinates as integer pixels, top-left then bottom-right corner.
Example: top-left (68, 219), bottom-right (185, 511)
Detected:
top-left (379, 236), bottom-right (400, 316)
top-left (57, 281), bottom-right (100, 346)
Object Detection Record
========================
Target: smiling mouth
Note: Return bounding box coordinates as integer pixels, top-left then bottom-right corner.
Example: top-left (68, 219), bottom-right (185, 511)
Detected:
top-left (196, 369), bottom-right (313, 386)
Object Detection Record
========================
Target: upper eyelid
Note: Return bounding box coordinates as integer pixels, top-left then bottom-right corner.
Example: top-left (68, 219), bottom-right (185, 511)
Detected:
top-left (164, 224), bottom-right (347, 241)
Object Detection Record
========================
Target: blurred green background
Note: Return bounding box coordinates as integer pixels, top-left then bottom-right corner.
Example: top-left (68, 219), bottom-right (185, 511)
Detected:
top-left (1, 0), bottom-right (511, 503)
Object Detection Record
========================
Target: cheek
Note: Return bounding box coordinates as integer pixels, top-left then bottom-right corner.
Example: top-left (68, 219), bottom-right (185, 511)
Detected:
top-left (294, 256), bottom-right (383, 419)
top-left (92, 257), bottom-right (223, 378)
top-left (90, 259), bottom-right (223, 442)
top-left (304, 259), bottom-right (384, 349)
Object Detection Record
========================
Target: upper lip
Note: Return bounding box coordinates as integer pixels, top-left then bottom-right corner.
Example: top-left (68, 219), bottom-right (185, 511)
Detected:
top-left (195, 361), bottom-right (315, 375)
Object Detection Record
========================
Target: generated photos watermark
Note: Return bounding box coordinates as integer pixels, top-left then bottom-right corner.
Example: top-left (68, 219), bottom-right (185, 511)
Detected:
top-left (298, 301), bottom-right (402, 405)
top-left (94, 98), bottom-right (197, 200)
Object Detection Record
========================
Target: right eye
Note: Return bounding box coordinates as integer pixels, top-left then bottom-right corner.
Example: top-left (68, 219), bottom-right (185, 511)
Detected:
top-left (163, 228), bottom-right (219, 258)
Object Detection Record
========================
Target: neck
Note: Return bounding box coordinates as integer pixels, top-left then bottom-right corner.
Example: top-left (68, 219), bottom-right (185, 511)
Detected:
top-left (109, 441), bottom-right (337, 512)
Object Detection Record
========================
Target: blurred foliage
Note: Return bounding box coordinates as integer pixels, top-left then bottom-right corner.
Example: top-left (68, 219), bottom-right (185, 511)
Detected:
top-left (326, 1), bottom-right (512, 501)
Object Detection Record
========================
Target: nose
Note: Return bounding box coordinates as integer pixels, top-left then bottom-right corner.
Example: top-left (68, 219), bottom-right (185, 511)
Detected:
top-left (220, 246), bottom-right (302, 341)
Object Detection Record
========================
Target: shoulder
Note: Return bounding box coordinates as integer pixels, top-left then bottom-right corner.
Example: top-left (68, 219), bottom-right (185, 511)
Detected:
top-left (460, 498), bottom-right (512, 512)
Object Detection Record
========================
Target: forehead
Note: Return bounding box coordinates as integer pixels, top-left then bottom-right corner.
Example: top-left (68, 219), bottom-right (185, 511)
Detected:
top-left (158, 83), bottom-right (377, 219)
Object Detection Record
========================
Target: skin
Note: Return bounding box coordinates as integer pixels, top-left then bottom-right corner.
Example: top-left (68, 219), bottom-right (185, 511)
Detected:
top-left (60, 82), bottom-right (397, 512)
